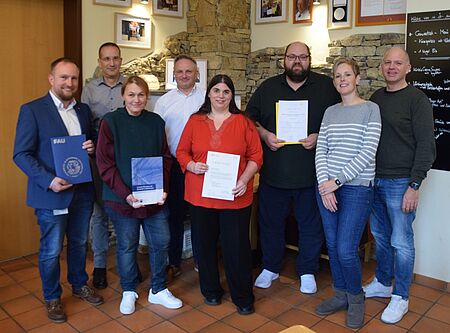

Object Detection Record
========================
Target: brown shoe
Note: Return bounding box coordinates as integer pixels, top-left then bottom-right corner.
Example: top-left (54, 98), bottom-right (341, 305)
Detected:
top-left (45, 299), bottom-right (66, 323)
top-left (167, 265), bottom-right (181, 284)
top-left (73, 285), bottom-right (104, 305)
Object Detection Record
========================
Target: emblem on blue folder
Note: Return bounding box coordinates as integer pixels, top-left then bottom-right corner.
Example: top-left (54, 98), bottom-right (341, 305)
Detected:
top-left (63, 157), bottom-right (84, 178)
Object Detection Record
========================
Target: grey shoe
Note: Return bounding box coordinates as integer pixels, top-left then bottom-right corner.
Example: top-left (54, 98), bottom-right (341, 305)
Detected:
top-left (346, 292), bottom-right (365, 329)
top-left (315, 288), bottom-right (347, 315)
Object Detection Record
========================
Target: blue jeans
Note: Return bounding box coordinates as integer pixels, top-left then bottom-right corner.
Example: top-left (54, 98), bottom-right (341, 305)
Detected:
top-left (106, 206), bottom-right (169, 292)
top-left (258, 182), bottom-right (323, 275)
top-left (371, 178), bottom-right (416, 299)
top-left (90, 202), bottom-right (110, 268)
top-left (35, 189), bottom-right (93, 301)
top-left (317, 185), bottom-right (373, 295)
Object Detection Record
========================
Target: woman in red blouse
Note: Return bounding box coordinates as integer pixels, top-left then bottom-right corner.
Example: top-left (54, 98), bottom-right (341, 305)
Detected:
top-left (177, 74), bottom-right (263, 315)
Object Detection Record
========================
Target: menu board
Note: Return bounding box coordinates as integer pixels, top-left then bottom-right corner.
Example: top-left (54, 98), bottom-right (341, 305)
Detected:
top-left (406, 10), bottom-right (450, 171)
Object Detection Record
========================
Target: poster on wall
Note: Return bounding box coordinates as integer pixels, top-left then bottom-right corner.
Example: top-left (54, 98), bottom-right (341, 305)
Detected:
top-left (328, 0), bottom-right (352, 29)
top-left (356, 0), bottom-right (406, 26)
top-left (115, 13), bottom-right (152, 49)
top-left (406, 10), bottom-right (450, 171)
top-left (255, 0), bottom-right (288, 24)
top-left (293, 0), bottom-right (313, 24)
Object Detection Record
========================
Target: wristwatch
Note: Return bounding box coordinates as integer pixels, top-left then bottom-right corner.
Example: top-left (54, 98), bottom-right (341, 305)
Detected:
top-left (409, 181), bottom-right (420, 191)
top-left (334, 178), bottom-right (343, 187)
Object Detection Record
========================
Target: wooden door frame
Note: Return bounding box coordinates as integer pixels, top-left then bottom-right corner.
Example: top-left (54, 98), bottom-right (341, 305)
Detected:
top-left (64, 0), bottom-right (83, 99)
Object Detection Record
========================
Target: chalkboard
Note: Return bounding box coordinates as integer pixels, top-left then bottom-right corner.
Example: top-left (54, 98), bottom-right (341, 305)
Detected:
top-left (406, 10), bottom-right (450, 171)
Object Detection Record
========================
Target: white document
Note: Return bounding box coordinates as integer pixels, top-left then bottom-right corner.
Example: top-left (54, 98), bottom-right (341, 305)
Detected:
top-left (383, 0), bottom-right (406, 15)
top-left (201, 151), bottom-right (240, 201)
top-left (360, 0), bottom-right (383, 17)
top-left (276, 100), bottom-right (308, 143)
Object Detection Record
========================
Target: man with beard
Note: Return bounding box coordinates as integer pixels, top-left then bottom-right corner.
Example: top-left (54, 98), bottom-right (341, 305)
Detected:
top-left (13, 58), bottom-right (103, 323)
top-left (247, 42), bottom-right (340, 293)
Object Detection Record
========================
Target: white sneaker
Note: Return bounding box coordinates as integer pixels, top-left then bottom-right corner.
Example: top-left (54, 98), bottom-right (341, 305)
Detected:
top-left (148, 288), bottom-right (182, 309)
top-left (120, 291), bottom-right (138, 315)
top-left (381, 295), bottom-right (409, 324)
top-left (300, 274), bottom-right (317, 294)
top-left (254, 269), bottom-right (279, 289)
top-left (363, 277), bottom-right (392, 298)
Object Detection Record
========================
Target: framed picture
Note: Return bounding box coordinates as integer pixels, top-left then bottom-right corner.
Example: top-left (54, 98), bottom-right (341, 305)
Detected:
top-left (93, 0), bottom-right (131, 7)
top-left (152, 0), bottom-right (183, 18)
top-left (165, 59), bottom-right (208, 90)
top-left (255, 0), bottom-right (288, 24)
top-left (293, 0), bottom-right (313, 24)
top-left (356, 0), bottom-right (406, 26)
top-left (328, 0), bottom-right (352, 29)
top-left (115, 13), bottom-right (152, 49)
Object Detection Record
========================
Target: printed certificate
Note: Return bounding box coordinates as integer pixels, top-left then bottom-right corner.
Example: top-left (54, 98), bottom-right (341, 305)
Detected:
top-left (201, 151), bottom-right (240, 201)
top-left (276, 100), bottom-right (308, 144)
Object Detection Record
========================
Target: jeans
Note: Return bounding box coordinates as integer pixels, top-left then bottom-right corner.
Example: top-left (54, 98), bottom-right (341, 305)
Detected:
top-left (106, 206), bottom-right (170, 292)
top-left (371, 178), bottom-right (416, 299)
top-left (35, 189), bottom-right (93, 301)
top-left (190, 205), bottom-right (254, 307)
top-left (317, 185), bottom-right (373, 295)
top-left (258, 182), bottom-right (323, 276)
top-left (90, 202), bottom-right (110, 268)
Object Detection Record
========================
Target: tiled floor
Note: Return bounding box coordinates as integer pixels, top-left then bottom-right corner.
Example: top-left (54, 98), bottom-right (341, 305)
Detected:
top-left (0, 248), bottom-right (448, 332)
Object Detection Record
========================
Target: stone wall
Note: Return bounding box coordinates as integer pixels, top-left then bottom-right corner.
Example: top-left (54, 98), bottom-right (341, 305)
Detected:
top-left (245, 33), bottom-right (405, 103)
top-left (115, 29), bottom-right (404, 106)
top-left (327, 33), bottom-right (405, 99)
top-left (117, 0), bottom-right (251, 96)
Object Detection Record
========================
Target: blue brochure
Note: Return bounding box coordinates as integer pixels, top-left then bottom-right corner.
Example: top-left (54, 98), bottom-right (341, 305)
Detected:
top-left (51, 134), bottom-right (92, 184)
top-left (131, 156), bottom-right (163, 205)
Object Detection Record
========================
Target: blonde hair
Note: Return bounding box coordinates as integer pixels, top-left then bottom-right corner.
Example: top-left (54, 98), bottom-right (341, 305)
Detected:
top-left (332, 57), bottom-right (360, 77)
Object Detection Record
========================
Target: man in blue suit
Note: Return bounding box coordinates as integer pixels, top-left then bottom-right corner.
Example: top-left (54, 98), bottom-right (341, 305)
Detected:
top-left (13, 57), bottom-right (103, 323)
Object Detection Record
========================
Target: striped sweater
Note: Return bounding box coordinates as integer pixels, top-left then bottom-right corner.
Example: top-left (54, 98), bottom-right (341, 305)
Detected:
top-left (315, 101), bottom-right (381, 187)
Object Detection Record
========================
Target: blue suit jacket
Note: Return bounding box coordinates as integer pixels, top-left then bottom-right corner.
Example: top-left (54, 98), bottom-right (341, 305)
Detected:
top-left (13, 93), bottom-right (96, 209)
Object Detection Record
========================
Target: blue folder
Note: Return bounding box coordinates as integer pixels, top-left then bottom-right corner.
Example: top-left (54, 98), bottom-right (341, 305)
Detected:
top-left (51, 134), bottom-right (92, 184)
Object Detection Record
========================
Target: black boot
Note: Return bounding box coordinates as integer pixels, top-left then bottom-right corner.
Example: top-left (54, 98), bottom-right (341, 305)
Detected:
top-left (93, 268), bottom-right (108, 289)
top-left (315, 288), bottom-right (347, 316)
top-left (346, 291), bottom-right (365, 329)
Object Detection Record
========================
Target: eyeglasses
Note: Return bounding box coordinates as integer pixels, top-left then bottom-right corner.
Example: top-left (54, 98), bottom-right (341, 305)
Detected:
top-left (285, 54), bottom-right (310, 62)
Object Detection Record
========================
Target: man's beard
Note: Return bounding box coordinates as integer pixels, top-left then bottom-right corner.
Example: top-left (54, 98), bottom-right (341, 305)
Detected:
top-left (285, 65), bottom-right (310, 83)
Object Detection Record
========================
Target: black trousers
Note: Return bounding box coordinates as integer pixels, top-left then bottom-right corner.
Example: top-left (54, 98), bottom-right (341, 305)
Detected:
top-left (168, 159), bottom-right (194, 266)
top-left (190, 204), bottom-right (254, 307)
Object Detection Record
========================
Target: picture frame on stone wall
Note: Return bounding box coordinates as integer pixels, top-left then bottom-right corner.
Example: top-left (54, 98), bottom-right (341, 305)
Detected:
top-left (165, 58), bottom-right (208, 90)
top-left (293, 0), bottom-right (313, 24)
top-left (328, 0), bottom-right (352, 29)
top-left (152, 0), bottom-right (183, 18)
top-left (255, 0), bottom-right (288, 24)
top-left (93, 0), bottom-right (131, 7)
top-left (115, 13), bottom-right (152, 49)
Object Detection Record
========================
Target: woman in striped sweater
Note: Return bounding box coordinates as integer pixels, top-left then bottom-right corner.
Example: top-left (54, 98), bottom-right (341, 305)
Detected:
top-left (314, 58), bottom-right (381, 328)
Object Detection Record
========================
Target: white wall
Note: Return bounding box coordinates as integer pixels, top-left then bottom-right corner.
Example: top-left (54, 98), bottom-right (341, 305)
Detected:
top-left (251, 0), bottom-right (405, 64)
top-left (82, 0), bottom-right (186, 79)
top-left (407, 0), bottom-right (450, 283)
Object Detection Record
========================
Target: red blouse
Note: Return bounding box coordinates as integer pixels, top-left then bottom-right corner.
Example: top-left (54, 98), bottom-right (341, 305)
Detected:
top-left (176, 113), bottom-right (263, 209)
